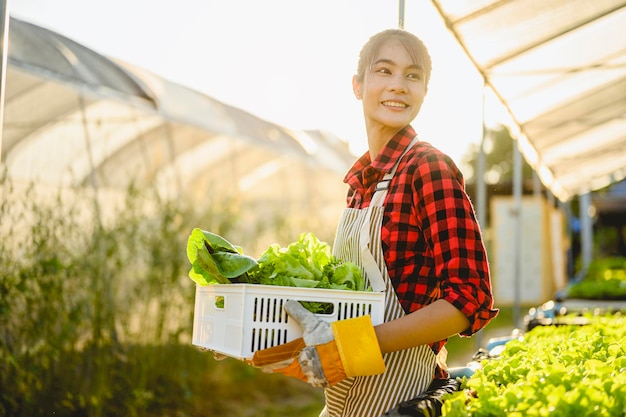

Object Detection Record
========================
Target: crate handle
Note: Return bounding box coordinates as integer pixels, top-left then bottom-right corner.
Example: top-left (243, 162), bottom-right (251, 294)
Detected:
top-left (293, 299), bottom-right (336, 316)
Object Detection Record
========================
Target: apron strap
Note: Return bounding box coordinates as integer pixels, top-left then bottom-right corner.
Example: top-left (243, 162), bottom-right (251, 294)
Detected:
top-left (359, 136), bottom-right (419, 292)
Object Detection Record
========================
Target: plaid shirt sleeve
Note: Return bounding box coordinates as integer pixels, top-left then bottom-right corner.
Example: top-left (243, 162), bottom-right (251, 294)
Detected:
top-left (405, 147), bottom-right (498, 337)
top-left (345, 127), bottom-right (498, 367)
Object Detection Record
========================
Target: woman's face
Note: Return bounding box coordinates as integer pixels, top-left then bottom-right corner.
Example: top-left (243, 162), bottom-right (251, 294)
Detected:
top-left (353, 39), bottom-right (427, 136)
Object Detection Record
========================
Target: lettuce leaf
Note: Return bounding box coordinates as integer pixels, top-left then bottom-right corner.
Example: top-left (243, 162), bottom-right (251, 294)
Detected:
top-left (186, 228), bottom-right (258, 285)
top-left (247, 232), bottom-right (366, 292)
top-left (329, 262), bottom-right (365, 291)
top-left (186, 230), bottom-right (367, 301)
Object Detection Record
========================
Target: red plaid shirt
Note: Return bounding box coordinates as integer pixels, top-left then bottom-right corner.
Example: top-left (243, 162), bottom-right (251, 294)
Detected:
top-left (344, 126), bottom-right (498, 374)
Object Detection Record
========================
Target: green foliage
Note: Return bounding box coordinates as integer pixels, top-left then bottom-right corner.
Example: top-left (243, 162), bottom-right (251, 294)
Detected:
top-left (248, 232), bottom-right (365, 292)
top-left (567, 257), bottom-right (626, 300)
top-left (442, 314), bottom-right (626, 416)
top-left (187, 228), bottom-right (259, 285)
top-left (0, 176), bottom-right (324, 417)
top-left (583, 257), bottom-right (626, 280)
top-left (567, 279), bottom-right (626, 300)
top-left (185, 229), bottom-right (365, 295)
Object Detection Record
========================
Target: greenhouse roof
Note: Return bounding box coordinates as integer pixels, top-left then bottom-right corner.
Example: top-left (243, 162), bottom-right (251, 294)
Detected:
top-left (4, 2), bottom-right (626, 204)
top-left (2, 18), bottom-right (354, 199)
top-left (430, 0), bottom-right (626, 201)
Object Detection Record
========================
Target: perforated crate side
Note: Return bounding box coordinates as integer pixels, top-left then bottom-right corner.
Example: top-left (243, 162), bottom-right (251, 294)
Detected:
top-left (192, 284), bottom-right (385, 360)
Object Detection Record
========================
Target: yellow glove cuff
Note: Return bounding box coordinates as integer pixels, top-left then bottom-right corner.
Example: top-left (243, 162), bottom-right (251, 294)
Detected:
top-left (331, 315), bottom-right (385, 377)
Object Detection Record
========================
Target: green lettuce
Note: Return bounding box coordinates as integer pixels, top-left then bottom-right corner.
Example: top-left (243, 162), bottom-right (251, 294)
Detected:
top-left (247, 232), bottom-right (366, 291)
top-left (186, 228), bottom-right (258, 285)
top-left (186, 230), bottom-right (366, 294)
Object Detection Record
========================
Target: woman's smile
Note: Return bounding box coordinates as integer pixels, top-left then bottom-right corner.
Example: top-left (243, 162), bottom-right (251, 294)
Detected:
top-left (381, 100), bottom-right (409, 109)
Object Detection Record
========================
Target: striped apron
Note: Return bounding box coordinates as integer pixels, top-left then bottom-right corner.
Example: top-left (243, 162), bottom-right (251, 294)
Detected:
top-left (320, 139), bottom-right (436, 417)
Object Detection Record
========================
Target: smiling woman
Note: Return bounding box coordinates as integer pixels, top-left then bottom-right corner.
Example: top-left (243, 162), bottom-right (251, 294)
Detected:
top-left (246, 28), bottom-right (497, 417)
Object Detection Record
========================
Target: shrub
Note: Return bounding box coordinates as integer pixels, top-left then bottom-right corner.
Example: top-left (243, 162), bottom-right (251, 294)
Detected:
top-left (0, 176), bottom-right (324, 417)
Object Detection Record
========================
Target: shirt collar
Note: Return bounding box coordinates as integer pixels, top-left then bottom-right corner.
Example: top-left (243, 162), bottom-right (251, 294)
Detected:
top-left (344, 125), bottom-right (417, 188)
top-left (370, 125), bottom-right (417, 173)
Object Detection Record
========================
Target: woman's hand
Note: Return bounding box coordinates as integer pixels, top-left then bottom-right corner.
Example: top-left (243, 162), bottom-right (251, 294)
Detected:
top-left (249, 300), bottom-right (386, 387)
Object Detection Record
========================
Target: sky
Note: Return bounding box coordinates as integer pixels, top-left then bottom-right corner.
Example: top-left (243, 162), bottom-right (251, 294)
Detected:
top-left (9, 0), bottom-right (504, 163)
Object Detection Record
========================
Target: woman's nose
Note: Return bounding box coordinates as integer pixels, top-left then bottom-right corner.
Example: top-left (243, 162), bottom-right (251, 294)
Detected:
top-left (388, 75), bottom-right (408, 93)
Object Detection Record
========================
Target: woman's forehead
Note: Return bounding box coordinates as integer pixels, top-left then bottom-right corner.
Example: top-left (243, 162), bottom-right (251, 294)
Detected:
top-left (372, 39), bottom-right (422, 67)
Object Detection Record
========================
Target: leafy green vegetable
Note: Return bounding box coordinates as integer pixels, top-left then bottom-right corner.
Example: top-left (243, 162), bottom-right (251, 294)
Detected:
top-left (186, 228), bottom-right (258, 285)
top-left (186, 230), bottom-right (367, 300)
top-left (584, 257), bottom-right (626, 281)
top-left (566, 256), bottom-right (626, 300)
top-left (247, 232), bottom-right (366, 292)
top-left (441, 314), bottom-right (626, 416)
top-left (567, 278), bottom-right (626, 300)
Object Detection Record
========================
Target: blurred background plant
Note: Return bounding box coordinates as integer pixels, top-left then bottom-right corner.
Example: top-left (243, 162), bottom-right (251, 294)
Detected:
top-left (0, 172), bottom-right (328, 417)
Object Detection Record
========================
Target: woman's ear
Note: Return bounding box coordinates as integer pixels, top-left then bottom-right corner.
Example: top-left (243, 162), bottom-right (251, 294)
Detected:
top-left (352, 75), bottom-right (362, 100)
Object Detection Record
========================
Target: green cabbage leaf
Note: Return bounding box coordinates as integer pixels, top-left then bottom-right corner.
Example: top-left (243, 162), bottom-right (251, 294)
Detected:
top-left (247, 232), bottom-right (366, 292)
top-left (186, 230), bottom-right (366, 292)
top-left (186, 228), bottom-right (258, 285)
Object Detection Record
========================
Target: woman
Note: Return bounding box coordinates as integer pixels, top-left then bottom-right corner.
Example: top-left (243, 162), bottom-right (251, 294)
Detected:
top-left (252, 28), bottom-right (498, 417)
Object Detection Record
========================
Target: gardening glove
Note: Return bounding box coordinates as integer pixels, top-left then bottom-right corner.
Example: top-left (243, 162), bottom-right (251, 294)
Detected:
top-left (249, 300), bottom-right (385, 387)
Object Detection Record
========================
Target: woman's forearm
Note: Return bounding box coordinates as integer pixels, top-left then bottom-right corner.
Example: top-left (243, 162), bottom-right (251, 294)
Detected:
top-left (374, 299), bottom-right (470, 354)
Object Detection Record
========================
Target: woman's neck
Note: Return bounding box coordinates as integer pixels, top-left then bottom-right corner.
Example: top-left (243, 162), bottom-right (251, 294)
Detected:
top-left (366, 124), bottom-right (402, 160)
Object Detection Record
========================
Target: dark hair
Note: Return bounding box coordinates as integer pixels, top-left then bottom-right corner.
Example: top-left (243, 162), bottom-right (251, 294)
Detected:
top-left (356, 29), bottom-right (432, 90)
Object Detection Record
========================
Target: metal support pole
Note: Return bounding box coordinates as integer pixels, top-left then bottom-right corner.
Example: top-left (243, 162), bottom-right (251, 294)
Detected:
top-left (533, 170), bottom-right (541, 196)
top-left (477, 85), bottom-right (487, 241)
top-left (0, 0), bottom-right (10, 165)
top-left (579, 192), bottom-right (593, 280)
top-left (475, 82), bottom-right (487, 348)
top-left (398, 0), bottom-right (405, 29)
top-left (512, 137), bottom-right (523, 329)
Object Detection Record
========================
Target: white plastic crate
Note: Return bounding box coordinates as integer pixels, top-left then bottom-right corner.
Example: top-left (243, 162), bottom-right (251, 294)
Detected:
top-left (192, 283), bottom-right (385, 360)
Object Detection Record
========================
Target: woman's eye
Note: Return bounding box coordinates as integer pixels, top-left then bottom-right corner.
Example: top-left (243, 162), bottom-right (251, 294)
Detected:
top-left (375, 67), bottom-right (391, 74)
top-left (407, 72), bottom-right (423, 80)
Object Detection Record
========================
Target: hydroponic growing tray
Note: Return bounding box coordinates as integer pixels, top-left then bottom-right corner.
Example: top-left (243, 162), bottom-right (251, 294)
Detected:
top-left (192, 284), bottom-right (386, 360)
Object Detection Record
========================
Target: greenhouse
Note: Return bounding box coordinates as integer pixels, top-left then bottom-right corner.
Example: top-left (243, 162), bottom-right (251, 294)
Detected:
top-left (1, 14), bottom-right (357, 417)
top-left (1, 1), bottom-right (626, 416)
top-left (2, 17), bottom-right (355, 246)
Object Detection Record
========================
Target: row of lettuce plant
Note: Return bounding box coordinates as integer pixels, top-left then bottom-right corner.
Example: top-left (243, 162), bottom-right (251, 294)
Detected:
top-left (442, 313), bottom-right (626, 416)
